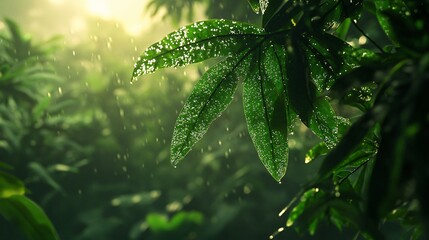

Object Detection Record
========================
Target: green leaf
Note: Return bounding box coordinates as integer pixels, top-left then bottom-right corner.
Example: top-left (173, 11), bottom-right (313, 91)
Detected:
top-left (32, 95), bottom-right (51, 120)
top-left (335, 18), bottom-right (351, 40)
top-left (373, 0), bottom-right (409, 43)
top-left (243, 43), bottom-right (289, 181)
top-left (132, 19), bottom-right (263, 79)
top-left (28, 162), bottom-right (64, 194)
top-left (328, 200), bottom-right (383, 239)
top-left (146, 211), bottom-right (203, 232)
top-left (0, 195), bottom-right (60, 240)
top-left (0, 171), bottom-right (26, 198)
top-left (309, 98), bottom-right (340, 148)
top-left (302, 32), bottom-right (376, 91)
top-left (305, 142), bottom-right (329, 164)
top-left (318, 109), bottom-right (379, 178)
top-left (315, 0), bottom-right (363, 31)
top-left (381, 9), bottom-right (429, 53)
top-left (286, 188), bottom-right (327, 234)
top-left (287, 35), bottom-right (339, 148)
top-left (259, 0), bottom-right (269, 14)
top-left (247, 0), bottom-right (261, 14)
top-left (171, 54), bottom-right (248, 165)
top-left (342, 86), bottom-right (374, 112)
top-left (263, 0), bottom-right (301, 32)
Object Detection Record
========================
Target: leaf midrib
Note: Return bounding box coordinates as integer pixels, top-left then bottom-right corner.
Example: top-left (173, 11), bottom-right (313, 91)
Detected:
top-left (175, 40), bottom-right (265, 160)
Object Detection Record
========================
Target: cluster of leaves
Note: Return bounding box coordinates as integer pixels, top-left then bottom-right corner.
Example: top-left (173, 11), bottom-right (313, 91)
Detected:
top-left (147, 0), bottom-right (257, 23)
top-left (132, 0), bottom-right (429, 238)
top-left (0, 19), bottom-right (64, 240)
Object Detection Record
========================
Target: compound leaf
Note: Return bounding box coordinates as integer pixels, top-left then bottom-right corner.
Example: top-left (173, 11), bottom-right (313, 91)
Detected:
top-left (171, 54), bottom-right (250, 165)
top-left (243, 42), bottom-right (289, 181)
top-left (132, 19), bottom-right (263, 79)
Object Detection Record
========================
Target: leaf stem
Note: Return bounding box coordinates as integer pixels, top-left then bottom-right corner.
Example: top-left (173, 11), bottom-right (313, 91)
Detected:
top-left (351, 20), bottom-right (385, 54)
top-left (338, 158), bottom-right (370, 185)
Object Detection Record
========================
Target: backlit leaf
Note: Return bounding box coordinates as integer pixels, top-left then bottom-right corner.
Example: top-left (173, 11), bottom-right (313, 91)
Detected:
top-left (243, 42), bottom-right (288, 181)
top-left (171, 54), bottom-right (250, 165)
top-left (0, 171), bottom-right (25, 198)
top-left (132, 19), bottom-right (263, 79)
top-left (247, 0), bottom-right (261, 14)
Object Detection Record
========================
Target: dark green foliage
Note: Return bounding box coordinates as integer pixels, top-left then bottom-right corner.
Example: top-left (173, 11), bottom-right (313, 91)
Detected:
top-left (0, 195), bottom-right (59, 240)
top-left (133, 0), bottom-right (429, 238)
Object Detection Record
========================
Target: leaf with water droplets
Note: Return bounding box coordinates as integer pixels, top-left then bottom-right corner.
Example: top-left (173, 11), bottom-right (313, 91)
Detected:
top-left (287, 35), bottom-right (339, 148)
top-left (373, 0), bottom-right (409, 43)
top-left (259, 0), bottom-right (269, 14)
top-left (314, 0), bottom-right (364, 31)
top-left (247, 0), bottom-right (261, 14)
top-left (302, 32), bottom-right (376, 92)
top-left (243, 42), bottom-right (289, 181)
top-left (263, 0), bottom-right (300, 32)
top-left (171, 54), bottom-right (251, 165)
top-left (132, 19), bottom-right (263, 80)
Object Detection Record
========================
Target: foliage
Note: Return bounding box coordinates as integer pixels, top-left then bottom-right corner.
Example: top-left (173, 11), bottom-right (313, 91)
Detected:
top-left (2, 15), bottom-right (310, 240)
top-left (133, 0), bottom-right (429, 238)
top-left (0, 19), bottom-right (62, 240)
top-left (147, 0), bottom-right (257, 23)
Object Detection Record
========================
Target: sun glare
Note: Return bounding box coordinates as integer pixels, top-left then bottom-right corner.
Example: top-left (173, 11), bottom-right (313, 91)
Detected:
top-left (85, 0), bottom-right (111, 18)
top-left (47, 0), bottom-right (65, 5)
top-left (82, 0), bottom-right (157, 35)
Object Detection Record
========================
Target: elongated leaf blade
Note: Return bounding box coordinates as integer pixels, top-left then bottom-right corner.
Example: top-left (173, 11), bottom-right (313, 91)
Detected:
top-left (316, 0), bottom-right (363, 31)
top-left (287, 36), bottom-right (339, 148)
top-left (374, 0), bottom-right (409, 43)
top-left (318, 109), bottom-right (378, 178)
top-left (0, 171), bottom-right (25, 198)
top-left (247, 0), bottom-right (261, 14)
top-left (263, 0), bottom-right (300, 32)
top-left (171, 55), bottom-right (249, 165)
top-left (243, 43), bottom-right (288, 181)
top-left (303, 32), bottom-right (376, 91)
top-left (132, 19), bottom-right (263, 79)
top-left (28, 162), bottom-right (64, 193)
top-left (0, 195), bottom-right (60, 240)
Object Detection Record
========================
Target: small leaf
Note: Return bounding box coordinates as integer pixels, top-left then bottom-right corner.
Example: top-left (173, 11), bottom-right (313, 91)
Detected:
top-left (328, 200), bottom-right (383, 239)
top-left (247, 0), bottom-right (261, 14)
top-left (318, 109), bottom-right (379, 178)
top-left (303, 32), bottom-right (377, 91)
top-left (287, 188), bottom-right (327, 234)
top-left (243, 43), bottom-right (289, 181)
top-left (305, 142), bottom-right (329, 164)
top-left (315, 0), bottom-right (363, 31)
top-left (171, 54), bottom-right (249, 165)
top-left (132, 19), bottom-right (263, 79)
top-left (0, 195), bottom-right (60, 240)
top-left (28, 162), bottom-right (64, 194)
top-left (374, 0), bottom-right (409, 43)
top-left (259, 0), bottom-right (269, 14)
top-left (0, 171), bottom-right (26, 198)
top-left (263, 0), bottom-right (301, 32)
top-left (308, 98), bottom-right (339, 148)
top-left (342, 86), bottom-right (374, 112)
top-left (287, 36), bottom-right (339, 148)
top-left (335, 18), bottom-right (351, 40)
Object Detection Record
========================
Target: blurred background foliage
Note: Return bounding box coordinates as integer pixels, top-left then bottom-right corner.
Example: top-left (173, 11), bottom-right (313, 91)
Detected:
top-left (1, 0), bottom-right (424, 239)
